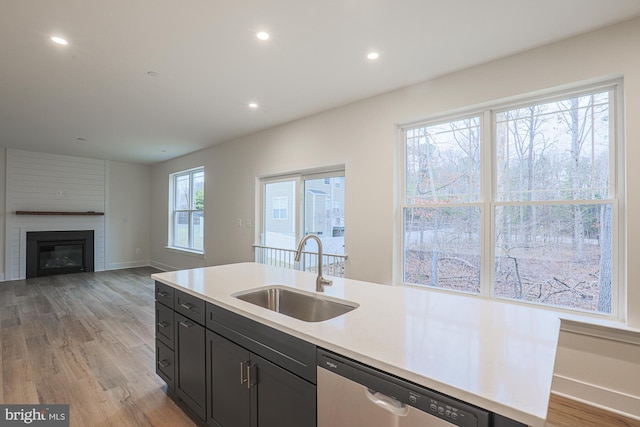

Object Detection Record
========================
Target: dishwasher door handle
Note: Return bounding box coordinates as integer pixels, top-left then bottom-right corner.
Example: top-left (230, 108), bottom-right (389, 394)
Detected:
top-left (364, 388), bottom-right (410, 417)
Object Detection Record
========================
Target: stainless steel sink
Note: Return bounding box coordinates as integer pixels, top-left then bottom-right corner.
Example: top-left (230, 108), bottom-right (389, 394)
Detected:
top-left (233, 286), bottom-right (358, 322)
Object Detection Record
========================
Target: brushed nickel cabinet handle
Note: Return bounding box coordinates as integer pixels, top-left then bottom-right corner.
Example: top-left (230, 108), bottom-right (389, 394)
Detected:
top-left (157, 360), bottom-right (169, 368)
top-left (157, 291), bottom-right (169, 298)
top-left (240, 361), bottom-right (248, 385)
top-left (180, 302), bottom-right (194, 310)
top-left (247, 364), bottom-right (252, 389)
top-left (157, 321), bottom-right (169, 328)
top-left (179, 320), bottom-right (193, 328)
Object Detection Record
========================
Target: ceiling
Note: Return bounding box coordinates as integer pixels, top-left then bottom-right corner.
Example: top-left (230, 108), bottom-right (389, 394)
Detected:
top-left (2, 1), bottom-right (640, 165)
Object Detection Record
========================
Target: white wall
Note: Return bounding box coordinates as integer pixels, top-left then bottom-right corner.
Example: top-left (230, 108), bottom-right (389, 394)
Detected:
top-left (151, 17), bottom-right (640, 325)
top-left (0, 150), bottom-right (6, 280)
top-left (106, 160), bottom-right (151, 269)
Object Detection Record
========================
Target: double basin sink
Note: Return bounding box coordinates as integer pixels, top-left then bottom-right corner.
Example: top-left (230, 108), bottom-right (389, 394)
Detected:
top-left (233, 285), bottom-right (358, 322)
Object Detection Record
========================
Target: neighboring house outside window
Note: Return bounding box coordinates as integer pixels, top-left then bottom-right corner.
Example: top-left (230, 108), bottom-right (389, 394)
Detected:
top-left (273, 197), bottom-right (288, 220)
top-left (400, 81), bottom-right (623, 317)
top-left (170, 167), bottom-right (204, 252)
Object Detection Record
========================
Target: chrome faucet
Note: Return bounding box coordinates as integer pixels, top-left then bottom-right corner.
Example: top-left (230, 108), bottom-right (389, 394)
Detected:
top-left (295, 234), bottom-right (333, 292)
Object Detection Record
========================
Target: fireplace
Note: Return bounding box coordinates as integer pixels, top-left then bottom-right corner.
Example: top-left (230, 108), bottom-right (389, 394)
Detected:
top-left (26, 230), bottom-right (94, 278)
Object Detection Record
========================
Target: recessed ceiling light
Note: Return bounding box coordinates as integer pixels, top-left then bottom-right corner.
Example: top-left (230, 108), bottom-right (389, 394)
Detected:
top-left (248, 102), bottom-right (259, 109)
top-left (256, 32), bottom-right (270, 41)
top-left (77, 137), bottom-right (87, 141)
top-left (147, 71), bottom-right (159, 77)
top-left (367, 52), bottom-right (379, 60)
top-left (51, 36), bottom-right (68, 45)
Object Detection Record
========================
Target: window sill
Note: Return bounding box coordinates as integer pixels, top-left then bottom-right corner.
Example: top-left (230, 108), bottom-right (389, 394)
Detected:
top-left (398, 281), bottom-right (630, 328)
top-left (165, 246), bottom-right (205, 259)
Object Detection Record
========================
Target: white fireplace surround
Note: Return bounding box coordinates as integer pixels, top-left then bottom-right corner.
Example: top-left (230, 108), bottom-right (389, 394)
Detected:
top-left (5, 149), bottom-right (107, 280)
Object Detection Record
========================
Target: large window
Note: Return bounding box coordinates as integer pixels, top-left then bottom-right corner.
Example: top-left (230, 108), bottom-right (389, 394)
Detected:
top-left (401, 82), bottom-right (622, 316)
top-left (170, 167), bottom-right (204, 252)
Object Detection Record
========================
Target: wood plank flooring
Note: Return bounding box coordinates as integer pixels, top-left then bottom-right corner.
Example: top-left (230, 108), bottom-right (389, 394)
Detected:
top-left (546, 394), bottom-right (640, 427)
top-left (0, 267), bottom-right (195, 427)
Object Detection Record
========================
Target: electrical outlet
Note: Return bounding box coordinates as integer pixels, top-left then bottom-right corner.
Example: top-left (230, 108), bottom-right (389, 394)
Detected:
top-left (246, 219), bottom-right (252, 227)
top-left (236, 218), bottom-right (242, 227)
top-left (135, 248), bottom-right (141, 255)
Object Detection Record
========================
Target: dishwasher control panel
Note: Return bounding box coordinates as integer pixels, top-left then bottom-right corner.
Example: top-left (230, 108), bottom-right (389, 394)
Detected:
top-left (408, 390), bottom-right (479, 426)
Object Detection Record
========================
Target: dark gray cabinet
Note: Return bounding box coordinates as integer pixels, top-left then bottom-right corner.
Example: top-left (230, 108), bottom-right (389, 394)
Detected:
top-left (154, 284), bottom-right (207, 422)
top-left (155, 281), bottom-right (317, 427)
top-left (252, 353), bottom-right (316, 427)
top-left (155, 282), bottom-right (175, 393)
top-left (207, 330), bottom-right (252, 427)
top-left (206, 330), bottom-right (316, 427)
top-left (155, 301), bottom-right (174, 347)
top-left (175, 312), bottom-right (206, 421)
top-left (206, 303), bottom-right (316, 427)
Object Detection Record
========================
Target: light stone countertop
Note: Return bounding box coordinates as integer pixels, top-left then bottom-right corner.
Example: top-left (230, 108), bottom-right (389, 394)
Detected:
top-left (152, 262), bottom-right (561, 427)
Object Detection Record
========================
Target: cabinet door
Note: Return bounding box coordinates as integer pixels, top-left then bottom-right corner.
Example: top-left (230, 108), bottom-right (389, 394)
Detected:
top-left (207, 331), bottom-right (252, 427)
top-left (254, 354), bottom-right (316, 427)
top-left (175, 313), bottom-right (206, 421)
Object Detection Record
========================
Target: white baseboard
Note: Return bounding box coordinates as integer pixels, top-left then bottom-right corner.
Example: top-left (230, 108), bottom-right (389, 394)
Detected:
top-left (551, 376), bottom-right (640, 421)
top-left (149, 260), bottom-right (176, 272)
top-left (552, 319), bottom-right (640, 420)
top-left (106, 260), bottom-right (150, 270)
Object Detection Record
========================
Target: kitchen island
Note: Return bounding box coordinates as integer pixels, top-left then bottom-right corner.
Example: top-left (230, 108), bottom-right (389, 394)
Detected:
top-left (152, 262), bottom-right (560, 427)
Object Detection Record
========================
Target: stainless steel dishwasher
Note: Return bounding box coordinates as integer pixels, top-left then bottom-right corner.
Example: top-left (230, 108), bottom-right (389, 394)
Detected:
top-left (317, 348), bottom-right (491, 427)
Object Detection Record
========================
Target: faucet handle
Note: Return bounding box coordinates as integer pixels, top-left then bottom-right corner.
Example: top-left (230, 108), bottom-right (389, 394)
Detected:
top-left (316, 276), bottom-right (333, 292)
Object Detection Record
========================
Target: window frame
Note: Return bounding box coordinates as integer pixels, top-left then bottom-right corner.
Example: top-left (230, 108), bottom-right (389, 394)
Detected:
top-left (397, 79), bottom-right (625, 320)
top-left (257, 167), bottom-right (345, 253)
top-left (169, 166), bottom-right (205, 254)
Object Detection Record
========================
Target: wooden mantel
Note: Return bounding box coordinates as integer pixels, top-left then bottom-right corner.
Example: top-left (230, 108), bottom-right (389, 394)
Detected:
top-left (15, 211), bottom-right (104, 216)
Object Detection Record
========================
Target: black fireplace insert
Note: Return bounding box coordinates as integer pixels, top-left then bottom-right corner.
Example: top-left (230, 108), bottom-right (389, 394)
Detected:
top-left (26, 230), bottom-right (95, 278)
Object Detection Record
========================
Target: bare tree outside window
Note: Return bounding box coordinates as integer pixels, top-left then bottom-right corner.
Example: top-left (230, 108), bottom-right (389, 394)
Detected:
top-left (495, 92), bottom-right (612, 313)
top-left (404, 117), bottom-right (482, 293)
top-left (403, 86), bottom-right (617, 315)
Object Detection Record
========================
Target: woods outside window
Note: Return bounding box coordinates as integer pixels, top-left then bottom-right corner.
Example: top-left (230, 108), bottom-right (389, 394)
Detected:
top-left (401, 81), bottom-right (623, 316)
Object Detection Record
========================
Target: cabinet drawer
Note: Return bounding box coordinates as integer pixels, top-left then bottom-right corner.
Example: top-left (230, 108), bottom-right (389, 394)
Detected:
top-left (156, 339), bottom-right (175, 391)
top-left (155, 281), bottom-right (174, 308)
top-left (156, 301), bottom-right (174, 348)
top-left (175, 290), bottom-right (205, 325)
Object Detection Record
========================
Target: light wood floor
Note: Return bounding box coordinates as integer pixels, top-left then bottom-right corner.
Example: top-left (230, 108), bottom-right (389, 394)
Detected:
top-left (547, 394), bottom-right (640, 427)
top-left (0, 267), bottom-right (195, 427)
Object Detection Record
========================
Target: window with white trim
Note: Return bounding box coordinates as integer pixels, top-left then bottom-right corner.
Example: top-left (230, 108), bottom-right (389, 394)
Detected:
top-left (260, 170), bottom-right (345, 252)
top-left (170, 167), bottom-right (204, 252)
top-left (401, 82), bottom-right (622, 316)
